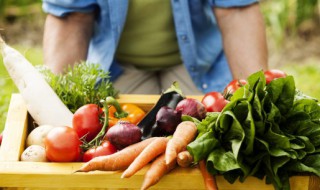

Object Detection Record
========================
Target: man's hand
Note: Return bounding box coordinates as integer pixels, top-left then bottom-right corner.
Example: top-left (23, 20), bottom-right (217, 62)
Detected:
top-left (213, 3), bottom-right (268, 79)
top-left (43, 12), bottom-right (95, 74)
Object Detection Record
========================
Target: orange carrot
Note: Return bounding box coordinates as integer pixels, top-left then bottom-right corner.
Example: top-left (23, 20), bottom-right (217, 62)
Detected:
top-left (165, 121), bottom-right (197, 165)
top-left (77, 137), bottom-right (157, 172)
top-left (199, 160), bottom-right (218, 190)
top-left (121, 137), bottom-right (169, 178)
top-left (177, 150), bottom-right (194, 168)
top-left (140, 153), bottom-right (176, 190)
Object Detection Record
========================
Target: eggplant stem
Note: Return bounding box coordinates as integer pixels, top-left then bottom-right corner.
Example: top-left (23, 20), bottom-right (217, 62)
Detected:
top-left (164, 81), bottom-right (185, 98)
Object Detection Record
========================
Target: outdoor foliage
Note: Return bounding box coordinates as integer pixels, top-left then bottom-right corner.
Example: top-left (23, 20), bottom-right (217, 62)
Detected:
top-left (0, 0), bottom-right (42, 16)
top-left (262, 0), bottom-right (320, 45)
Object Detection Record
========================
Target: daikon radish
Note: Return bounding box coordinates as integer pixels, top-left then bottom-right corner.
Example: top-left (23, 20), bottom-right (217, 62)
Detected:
top-left (0, 37), bottom-right (73, 127)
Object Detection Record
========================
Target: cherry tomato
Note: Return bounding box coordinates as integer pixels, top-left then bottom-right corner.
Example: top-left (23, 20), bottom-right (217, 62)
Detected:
top-left (201, 92), bottom-right (229, 112)
top-left (223, 79), bottom-right (247, 95)
top-left (82, 141), bottom-right (117, 162)
top-left (264, 69), bottom-right (287, 84)
top-left (44, 126), bottom-right (81, 162)
top-left (73, 104), bottom-right (104, 142)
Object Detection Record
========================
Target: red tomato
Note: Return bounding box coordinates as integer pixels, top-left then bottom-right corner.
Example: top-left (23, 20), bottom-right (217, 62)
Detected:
top-left (45, 126), bottom-right (81, 162)
top-left (82, 141), bottom-right (117, 162)
top-left (201, 92), bottom-right (229, 112)
top-left (223, 79), bottom-right (247, 95)
top-left (73, 104), bottom-right (103, 141)
top-left (0, 132), bottom-right (3, 145)
top-left (264, 69), bottom-right (287, 84)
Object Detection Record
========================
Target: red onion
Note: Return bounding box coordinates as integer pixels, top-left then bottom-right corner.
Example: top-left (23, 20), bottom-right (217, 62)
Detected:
top-left (104, 121), bottom-right (142, 150)
top-left (153, 106), bottom-right (182, 136)
top-left (175, 98), bottom-right (207, 120)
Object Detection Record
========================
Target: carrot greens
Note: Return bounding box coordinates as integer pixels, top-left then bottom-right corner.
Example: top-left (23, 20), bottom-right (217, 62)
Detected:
top-left (38, 62), bottom-right (118, 113)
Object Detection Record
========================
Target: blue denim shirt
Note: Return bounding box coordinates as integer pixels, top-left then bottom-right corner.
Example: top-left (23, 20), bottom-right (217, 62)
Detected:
top-left (42, 0), bottom-right (258, 93)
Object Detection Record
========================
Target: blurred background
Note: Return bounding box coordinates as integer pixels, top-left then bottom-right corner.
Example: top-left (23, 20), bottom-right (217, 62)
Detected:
top-left (1, 0), bottom-right (320, 132)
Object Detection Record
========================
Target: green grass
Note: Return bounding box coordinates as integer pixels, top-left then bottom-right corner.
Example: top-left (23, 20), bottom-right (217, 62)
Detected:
top-left (0, 45), bottom-right (43, 132)
top-left (279, 60), bottom-right (320, 100)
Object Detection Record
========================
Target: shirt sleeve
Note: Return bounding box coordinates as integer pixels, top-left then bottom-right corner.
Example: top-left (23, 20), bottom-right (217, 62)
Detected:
top-left (42, 0), bottom-right (98, 17)
top-left (208, 0), bottom-right (259, 8)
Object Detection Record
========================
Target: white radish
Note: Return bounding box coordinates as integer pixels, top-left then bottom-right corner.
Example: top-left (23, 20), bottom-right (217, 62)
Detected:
top-left (0, 37), bottom-right (73, 127)
top-left (21, 145), bottom-right (48, 162)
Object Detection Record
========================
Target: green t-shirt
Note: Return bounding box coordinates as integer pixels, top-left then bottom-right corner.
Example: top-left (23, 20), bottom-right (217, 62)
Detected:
top-left (115, 0), bottom-right (181, 70)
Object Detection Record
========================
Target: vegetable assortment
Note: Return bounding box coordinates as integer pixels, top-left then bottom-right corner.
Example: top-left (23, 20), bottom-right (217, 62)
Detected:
top-left (78, 122), bottom-right (194, 190)
top-left (2, 39), bottom-right (320, 190)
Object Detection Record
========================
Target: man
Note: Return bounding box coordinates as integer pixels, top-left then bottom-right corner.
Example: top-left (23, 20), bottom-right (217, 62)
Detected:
top-left (42, 0), bottom-right (268, 95)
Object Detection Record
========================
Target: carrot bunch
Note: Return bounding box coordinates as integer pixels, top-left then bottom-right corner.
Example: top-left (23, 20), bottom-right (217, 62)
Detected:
top-left (77, 121), bottom-right (218, 190)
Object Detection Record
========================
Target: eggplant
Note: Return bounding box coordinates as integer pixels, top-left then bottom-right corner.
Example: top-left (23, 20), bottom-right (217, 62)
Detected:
top-left (137, 82), bottom-right (185, 139)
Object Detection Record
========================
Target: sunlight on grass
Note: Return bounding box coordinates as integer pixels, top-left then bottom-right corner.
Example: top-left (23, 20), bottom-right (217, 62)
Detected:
top-left (0, 45), bottom-right (43, 132)
top-left (279, 59), bottom-right (320, 100)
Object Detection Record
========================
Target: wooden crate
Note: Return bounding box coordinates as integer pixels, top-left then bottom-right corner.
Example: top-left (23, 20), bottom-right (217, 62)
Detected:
top-left (0, 94), bottom-right (319, 190)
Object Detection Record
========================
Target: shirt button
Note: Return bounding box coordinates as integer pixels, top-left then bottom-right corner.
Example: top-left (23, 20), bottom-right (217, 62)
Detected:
top-left (181, 35), bottom-right (188, 41)
top-left (190, 66), bottom-right (195, 71)
top-left (202, 83), bottom-right (208, 89)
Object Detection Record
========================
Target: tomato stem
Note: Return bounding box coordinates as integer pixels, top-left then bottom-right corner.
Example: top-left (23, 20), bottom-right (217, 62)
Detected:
top-left (82, 98), bottom-right (110, 150)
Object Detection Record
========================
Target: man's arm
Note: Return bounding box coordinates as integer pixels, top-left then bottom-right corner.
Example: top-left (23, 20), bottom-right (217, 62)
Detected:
top-left (213, 3), bottom-right (268, 79)
top-left (43, 12), bottom-right (95, 74)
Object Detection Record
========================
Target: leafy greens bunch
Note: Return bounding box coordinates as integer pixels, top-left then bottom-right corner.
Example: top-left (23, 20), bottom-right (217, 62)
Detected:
top-left (187, 71), bottom-right (320, 190)
top-left (38, 62), bottom-right (119, 113)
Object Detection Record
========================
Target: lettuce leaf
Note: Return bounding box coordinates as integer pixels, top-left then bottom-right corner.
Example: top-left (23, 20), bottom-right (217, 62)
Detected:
top-left (187, 70), bottom-right (320, 190)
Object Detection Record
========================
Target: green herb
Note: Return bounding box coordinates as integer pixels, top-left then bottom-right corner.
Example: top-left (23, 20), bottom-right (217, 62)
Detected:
top-left (187, 71), bottom-right (320, 190)
top-left (38, 62), bottom-right (119, 113)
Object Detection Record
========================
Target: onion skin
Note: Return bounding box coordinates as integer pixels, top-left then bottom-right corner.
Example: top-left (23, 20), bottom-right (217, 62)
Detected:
top-left (175, 98), bottom-right (207, 120)
top-left (105, 121), bottom-right (142, 150)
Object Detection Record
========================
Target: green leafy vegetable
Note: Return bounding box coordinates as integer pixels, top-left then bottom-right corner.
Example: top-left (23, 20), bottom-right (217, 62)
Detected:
top-left (187, 70), bottom-right (320, 190)
top-left (38, 62), bottom-right (119, 113)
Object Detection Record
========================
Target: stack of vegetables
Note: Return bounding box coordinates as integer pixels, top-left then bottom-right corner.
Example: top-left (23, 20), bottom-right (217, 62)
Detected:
top-left (1, 36), bottom-right (320, 190)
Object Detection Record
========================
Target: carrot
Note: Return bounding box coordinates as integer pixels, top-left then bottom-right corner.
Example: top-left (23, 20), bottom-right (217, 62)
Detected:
top-left (121, 137), bottom-right (169, 178)
top-left (77, 137), bottom-right (157, 172)
top-left (199, 160), bottom-right (218, 190)
top-left (177, 150), bottom-right (194, 168)
top-left (140, 153), bottom-right (176, 190)
top-left (0, 37), bottom-right (73, 127)
top-left (165, 121), bottom-right (197, 165)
